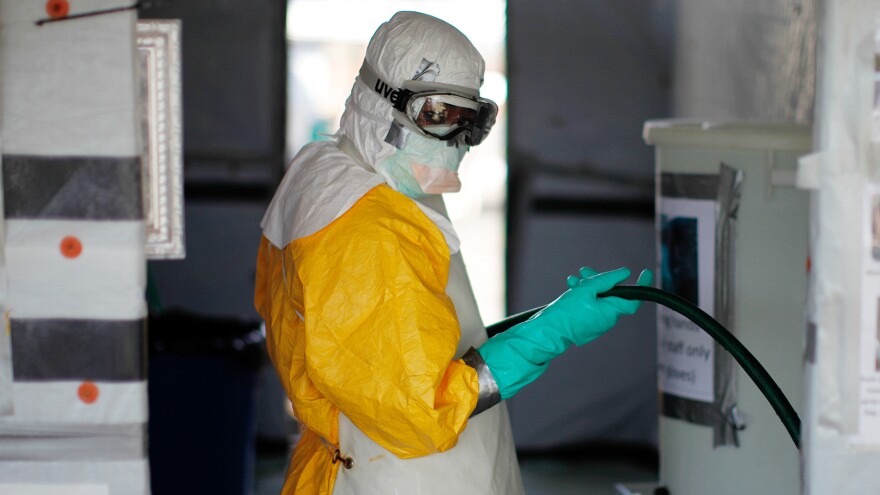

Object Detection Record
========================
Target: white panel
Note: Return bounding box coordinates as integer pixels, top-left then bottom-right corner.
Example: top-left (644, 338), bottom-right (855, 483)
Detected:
top-left (0, 0), bottom-right (139, 156)
top-left (1, 382), bottom-right (146, 425)
top-left (5, 220), bottom-right (146, 320)
top-left (0, 461), bottom-right (147, 495)
top-left (0, 485), bottom-right (108, 495)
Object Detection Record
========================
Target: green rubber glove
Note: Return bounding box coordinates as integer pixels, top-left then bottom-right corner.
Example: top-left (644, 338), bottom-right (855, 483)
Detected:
top-left (478, 267), bottom-right (652, 400)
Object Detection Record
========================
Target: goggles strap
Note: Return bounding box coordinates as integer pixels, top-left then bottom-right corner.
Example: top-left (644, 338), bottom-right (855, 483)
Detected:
top-left (358, 62), bottom-right (419, 149)
top-left (358, 63), bottom-right (412, 112)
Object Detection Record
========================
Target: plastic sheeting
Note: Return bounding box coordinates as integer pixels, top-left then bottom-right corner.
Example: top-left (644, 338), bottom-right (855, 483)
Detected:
top-left (0, 3), bottom-right (139, 157)
top-left (0, 22), bottom-right (10, 421)
top-left (0, 1), bottom-right (148, 493)
top-left (673, 0), bottom-right (817, 122)
top-left (800, 1), bottom-right (880, 493)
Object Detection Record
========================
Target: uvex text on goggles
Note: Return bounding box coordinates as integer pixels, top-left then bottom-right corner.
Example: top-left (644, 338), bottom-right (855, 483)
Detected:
top-left (359, 63), bottom-right (498, 146)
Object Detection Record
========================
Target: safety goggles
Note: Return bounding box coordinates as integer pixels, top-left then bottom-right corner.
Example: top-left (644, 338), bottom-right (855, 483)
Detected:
top-left (359, 63), bottom-right (498, 146)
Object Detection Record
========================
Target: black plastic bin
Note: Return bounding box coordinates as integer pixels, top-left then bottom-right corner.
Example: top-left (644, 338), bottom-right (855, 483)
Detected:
top-left (148, 310), bottom-right (263, 495)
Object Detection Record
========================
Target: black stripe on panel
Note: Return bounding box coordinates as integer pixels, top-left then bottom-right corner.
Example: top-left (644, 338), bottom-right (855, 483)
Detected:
top-left (11, 319), bottom-right (146, 381)
top-left (3, 155), bottom-right (143, 220)
top-left (531, 197), bottom-right (654, 219)
top-left (661, 172), bottom-right (720, 200)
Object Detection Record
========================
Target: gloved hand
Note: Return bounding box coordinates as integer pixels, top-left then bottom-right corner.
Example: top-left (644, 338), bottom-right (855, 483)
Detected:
top-left (477, 267), bottom-right (652, 400)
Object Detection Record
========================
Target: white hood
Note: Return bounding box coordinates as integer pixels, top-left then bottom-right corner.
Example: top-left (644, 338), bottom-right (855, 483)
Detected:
top-left (339, 11), bottom-right (486, 169)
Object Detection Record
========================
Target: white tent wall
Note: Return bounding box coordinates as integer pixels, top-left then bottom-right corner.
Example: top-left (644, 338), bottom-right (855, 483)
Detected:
top-left (505, 0), bottom-right (671, 452)
top-left (0, 2), bottom-right (147, 494)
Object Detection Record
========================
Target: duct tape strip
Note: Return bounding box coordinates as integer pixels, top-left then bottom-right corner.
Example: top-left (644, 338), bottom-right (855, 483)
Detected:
top-left (659, 166), bottom-right (743, 446)
top-left (0, 422), bottom-right (145, 461)
top-left (712, 164), bottom-right (744, 446)
top-left (10, 319), bottom-right (145, 382)
top-left (2, 155), bottom-right (142, 220)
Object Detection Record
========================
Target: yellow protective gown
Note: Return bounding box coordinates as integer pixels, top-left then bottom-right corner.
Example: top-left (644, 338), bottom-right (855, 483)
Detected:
top-left (255, 140), bottom-right (523, 494)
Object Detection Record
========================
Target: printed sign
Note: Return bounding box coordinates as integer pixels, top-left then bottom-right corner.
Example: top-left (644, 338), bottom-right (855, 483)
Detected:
top-left (658, 197), bottom-right (716, 403)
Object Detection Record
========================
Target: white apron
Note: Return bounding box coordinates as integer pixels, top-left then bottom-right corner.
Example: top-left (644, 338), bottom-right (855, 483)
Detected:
top-left (332, 249), bottom-right (525, 494)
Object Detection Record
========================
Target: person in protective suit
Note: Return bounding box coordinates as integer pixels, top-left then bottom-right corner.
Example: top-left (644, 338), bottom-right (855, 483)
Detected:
top-left (254, 11), bottom-right (651, 495)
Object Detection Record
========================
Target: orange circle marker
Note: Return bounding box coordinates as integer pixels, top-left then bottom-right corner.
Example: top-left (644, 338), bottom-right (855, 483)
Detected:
top-left (60, 236), bottom-right (82, 259)
top-left (45, 0), bottom-right (69, 19)
top-left (78, 382), bottom-right (99, 404)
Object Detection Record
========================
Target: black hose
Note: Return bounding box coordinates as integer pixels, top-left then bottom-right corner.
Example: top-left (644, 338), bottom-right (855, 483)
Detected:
top-left (485, 285), bottom-right (801, 450)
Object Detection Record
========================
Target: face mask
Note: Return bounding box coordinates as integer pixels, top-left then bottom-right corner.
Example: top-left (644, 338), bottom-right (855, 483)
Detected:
top-left (375, 134), bottom-right (468, 198)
